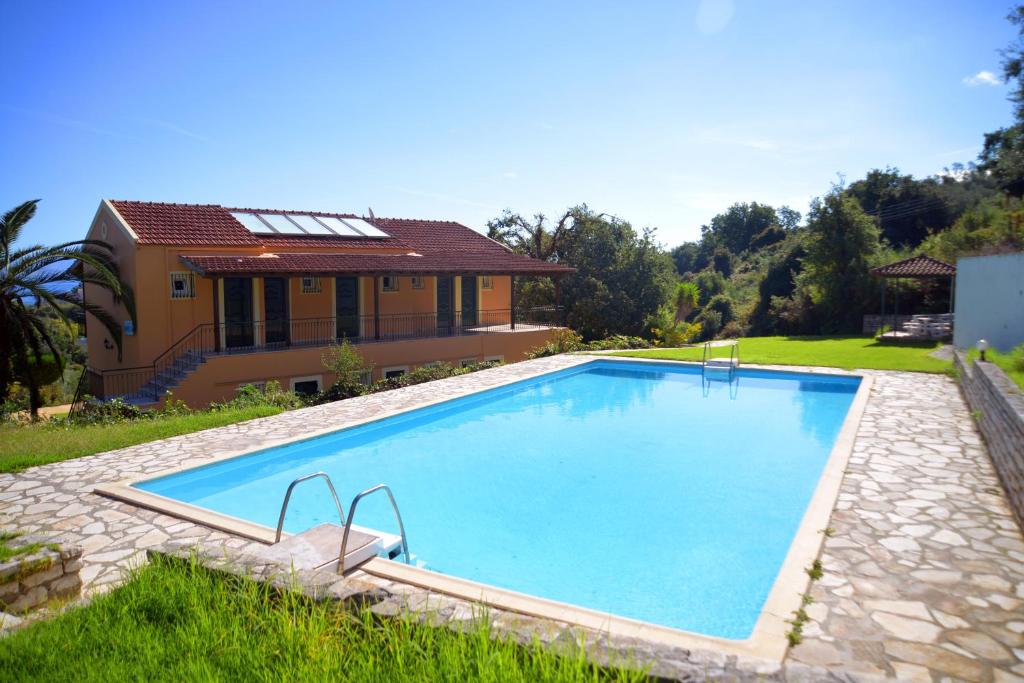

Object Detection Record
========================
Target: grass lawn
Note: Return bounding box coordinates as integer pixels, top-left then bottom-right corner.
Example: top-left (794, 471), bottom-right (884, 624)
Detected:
top-left (608, 336), bottom-right (951, 373)
top-left (0, 405), bottom-right (284, 474)
top-left (968, 346), bottom-right (1024, 390)
top-left (0, 554), bottom-right (642, 682)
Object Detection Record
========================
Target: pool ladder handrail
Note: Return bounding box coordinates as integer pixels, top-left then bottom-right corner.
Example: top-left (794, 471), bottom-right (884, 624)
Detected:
top-left (338, 483), bottom-right (411, 573)
top-left (275, 472), bottom-right (346, 543)
top-left (701, 339), bottom-right (740, 380)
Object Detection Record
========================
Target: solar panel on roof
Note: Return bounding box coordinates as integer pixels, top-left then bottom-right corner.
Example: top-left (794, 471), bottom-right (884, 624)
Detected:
top-left (230, 212), bottom-right (271, 233)
top-left (259, 214), bottom-right (306, 235)
top-left (313, 216), bottom-right (361, 237)
top-left (341, 218), bottom-right (389, 237)
top-left (288, 214), bottom-right (335, 235)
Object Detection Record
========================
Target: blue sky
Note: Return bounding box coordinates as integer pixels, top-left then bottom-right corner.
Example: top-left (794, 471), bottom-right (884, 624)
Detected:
top-left (0, 1), bottom-right (1015, 247)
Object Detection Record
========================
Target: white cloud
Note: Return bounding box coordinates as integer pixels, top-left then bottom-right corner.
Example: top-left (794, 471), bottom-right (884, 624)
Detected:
top-left (962, 70), bottom-right (1001, 87)
top-left (502, 171), bottom-right (518, 179)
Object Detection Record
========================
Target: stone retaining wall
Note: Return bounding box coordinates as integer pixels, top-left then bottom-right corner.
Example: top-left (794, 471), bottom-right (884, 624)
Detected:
top-left (0, 533), bottom-right (82, 614)
top-left (954, 350), bottom-right (1024, 529)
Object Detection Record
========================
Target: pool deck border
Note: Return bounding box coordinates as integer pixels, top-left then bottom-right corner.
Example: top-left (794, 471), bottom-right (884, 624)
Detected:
top-left (93, 355), bottom-right (872, 663)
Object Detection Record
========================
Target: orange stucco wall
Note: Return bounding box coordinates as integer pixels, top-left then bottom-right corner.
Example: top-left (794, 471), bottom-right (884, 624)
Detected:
top-left (167, 326), bottom-right (559, 407)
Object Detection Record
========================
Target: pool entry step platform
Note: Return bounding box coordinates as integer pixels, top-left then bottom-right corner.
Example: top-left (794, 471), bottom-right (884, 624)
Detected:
top-left (261, 523), bottom-right (404, 572)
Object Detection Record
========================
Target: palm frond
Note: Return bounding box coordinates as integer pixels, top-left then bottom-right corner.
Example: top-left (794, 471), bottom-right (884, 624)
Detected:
top-left (1, 199), bottom-right (40, 266)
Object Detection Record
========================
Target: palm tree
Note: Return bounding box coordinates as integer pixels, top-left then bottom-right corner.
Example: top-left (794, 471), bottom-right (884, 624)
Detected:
top-left (674, 282), bottom-right (700, 324)
top-left (1, 199), bottom-right (134, 418)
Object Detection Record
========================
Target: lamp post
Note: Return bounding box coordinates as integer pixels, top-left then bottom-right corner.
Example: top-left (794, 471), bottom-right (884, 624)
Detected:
top-left (978, 339), bottom-right (989, 362)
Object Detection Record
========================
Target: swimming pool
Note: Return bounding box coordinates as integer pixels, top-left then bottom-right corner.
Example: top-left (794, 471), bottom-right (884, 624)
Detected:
top-left (127, 359), bottom-right (863, 643)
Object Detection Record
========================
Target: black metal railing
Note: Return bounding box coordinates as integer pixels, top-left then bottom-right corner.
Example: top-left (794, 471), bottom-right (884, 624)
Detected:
top-left (83, 308), bottom-right (561, 402)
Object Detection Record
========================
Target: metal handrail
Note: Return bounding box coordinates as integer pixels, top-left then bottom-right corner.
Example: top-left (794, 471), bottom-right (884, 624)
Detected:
top-left (338, 484), bottom-right (410, 573)
top-left (274, 472), bottom-right (346, 543)
top-left (702, 340), bottom-right (740, 380)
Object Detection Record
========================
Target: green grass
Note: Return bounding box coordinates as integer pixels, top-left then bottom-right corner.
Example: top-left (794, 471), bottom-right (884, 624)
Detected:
top-left (968, 345), bottom-right (1024, 390)
top-left (0, 554), bottom-right (644, 682)
top-left (608, 335), bottom-right (950, 373)
top-left (0, 532), bottom-right (44, 563)
top-left (0, 406), bottom-right (284, 474)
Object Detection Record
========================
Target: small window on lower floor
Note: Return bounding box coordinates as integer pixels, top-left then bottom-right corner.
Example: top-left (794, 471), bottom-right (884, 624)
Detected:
top-left (459, 357), bottom-right (478, 368)
top-left (382, 366), bottom-right (408, 379)
top-left (481, 275), bottom-right (494, 290)
top-left (170, 271), bottom-right (196, 299)
top-left (411, 275), bottom-right (425, 289)
top-left (484, 355), bottom-right (504, 364)
top-left (290, 375), bottom-right (322, 396)
top-left (301, 276), bottom-right (321, 294)
top-left (382, 275), bottom-right (399, 292)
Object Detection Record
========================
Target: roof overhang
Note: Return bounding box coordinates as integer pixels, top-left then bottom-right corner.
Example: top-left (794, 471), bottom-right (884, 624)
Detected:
top-left (179, 254), bottom-right (574, 278)
top-left (870, 255), bottom-right (956, 279)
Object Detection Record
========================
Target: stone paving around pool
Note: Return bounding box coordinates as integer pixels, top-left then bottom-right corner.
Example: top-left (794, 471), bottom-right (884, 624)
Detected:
top-left (1, 354), bottom-right (1023, 681)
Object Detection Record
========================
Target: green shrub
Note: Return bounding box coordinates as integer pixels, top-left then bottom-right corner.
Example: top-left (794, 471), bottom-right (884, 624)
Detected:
top-left (583, 335), bottom-right (653, 351)
top-left (704, 294), bottom-right (736, 326)
top-left (526, 329), bottom-right (586, 358)
top-left (369, 360), bottom-right (503, 393)
top-left (71, 397), bottom-right (148, 425)
top-left (211, 381), bottom-right (305, 412)
top-left (321, 340), bottom-right (374, 400)
top-left (695, 309), bottom-right (723, 341)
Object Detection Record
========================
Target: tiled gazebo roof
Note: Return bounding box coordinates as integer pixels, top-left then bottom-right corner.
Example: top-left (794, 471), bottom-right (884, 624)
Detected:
top-left (871, 254), bottom-right (956, 278)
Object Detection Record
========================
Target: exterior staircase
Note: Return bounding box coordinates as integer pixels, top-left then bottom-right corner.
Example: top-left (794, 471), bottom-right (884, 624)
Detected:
top-left (123, 350), bottom-right (207, 405)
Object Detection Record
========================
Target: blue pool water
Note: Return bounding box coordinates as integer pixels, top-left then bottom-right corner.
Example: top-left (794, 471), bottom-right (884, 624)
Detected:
top-left (137, 360), bottom-right (859, 639)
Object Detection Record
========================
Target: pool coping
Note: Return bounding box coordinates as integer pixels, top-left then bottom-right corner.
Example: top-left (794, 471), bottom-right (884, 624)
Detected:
top-left (93, 356), bottom-right (873, 663)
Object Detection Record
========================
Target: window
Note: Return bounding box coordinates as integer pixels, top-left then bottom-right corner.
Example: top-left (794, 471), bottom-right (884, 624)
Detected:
top-left (170, 272), bottom-right (196, 299)
top-left (301, 276), bottom-right (321, 294)
top-left (382, 275), bottom-right (399, 292)
top-left (411, 276), bottom-right (425, 289)
top-left (481, 276), bottom-right (494, 290)
top-left (484, 355), bottom-right (504, 364)
top-left (237, 381), bottom-right (267, 392)
top-left (460, 357), bottom-right (478, 368)
top-left (382, 366), bottom-right (409, 379)
top-left (290, 375), bottom-right (322, 396)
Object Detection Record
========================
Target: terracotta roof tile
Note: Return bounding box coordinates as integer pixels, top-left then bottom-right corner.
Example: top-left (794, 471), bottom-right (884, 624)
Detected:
top-left (110, 200), bottom-right (573, 275)
top-left (871, 255), bottom-right (956, 278)
top-left (110, 200), bottom-right (260, 246)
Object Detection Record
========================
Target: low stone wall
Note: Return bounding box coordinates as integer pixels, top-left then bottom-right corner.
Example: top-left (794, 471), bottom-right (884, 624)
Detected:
top-left (955, 350), bottom-right (1024, 529)
top-left (862, 314), bottom-right (912, 335)
top-left (0, 533), bottom-right (83, 614)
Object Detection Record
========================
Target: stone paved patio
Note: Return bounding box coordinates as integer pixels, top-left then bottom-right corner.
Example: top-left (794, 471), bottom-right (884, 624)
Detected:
top-left (2, 355), bottom-right (1023, 681)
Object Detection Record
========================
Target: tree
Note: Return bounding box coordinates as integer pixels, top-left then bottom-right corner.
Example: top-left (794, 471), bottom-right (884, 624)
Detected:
top-left (556, 210), bottom-right (675, 339)
top-left (845, 168), bottom-right (956, 247)
top-left (486, 209), bottom-right (575, 261)
top-left (1, 200), bottom-right (134, 417)
top-left (673, 282), bottom-right (700, 323)
top-left (700, 202), bottom-right (780, 254)
top-left (487, 208), bottom-right (577, 312)
top-left (978, 6), bottom-right (1024, 196)
top-left (797, 188), bottom-right (881, 333)
top-left (747, 240), bottom-right (806, 335)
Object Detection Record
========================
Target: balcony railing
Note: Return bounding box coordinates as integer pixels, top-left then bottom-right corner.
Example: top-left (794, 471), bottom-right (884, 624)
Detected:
top-left (86, 308), bottom-right (561, 401)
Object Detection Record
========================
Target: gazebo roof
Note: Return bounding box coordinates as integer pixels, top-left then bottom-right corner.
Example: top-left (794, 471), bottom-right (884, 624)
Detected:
top-left (871, 254), bottom-right (956, 279)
